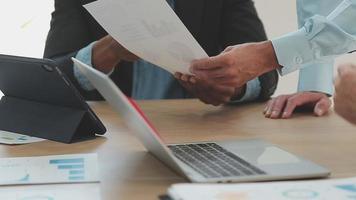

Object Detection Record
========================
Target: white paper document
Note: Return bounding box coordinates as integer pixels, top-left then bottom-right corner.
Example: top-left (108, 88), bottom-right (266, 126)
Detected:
top-left (0, 130), bottom-right (45, 145)
top-left (168, 177), bottom-right (356, 200)
top-left (0, 184), bottom-right (101, 200)
top-left (84, 0), bottom-right (208, 74)
top-left (0, 153), bottom-right (99, 186)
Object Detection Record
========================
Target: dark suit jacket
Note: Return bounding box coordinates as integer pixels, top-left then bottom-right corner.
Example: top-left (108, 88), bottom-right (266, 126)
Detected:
top-left (44, 0), bottom-right (278, 101)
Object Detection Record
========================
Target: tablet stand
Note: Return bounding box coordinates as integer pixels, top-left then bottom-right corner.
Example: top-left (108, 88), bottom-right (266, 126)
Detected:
top-left (0, 96), bottom-right (97, 143)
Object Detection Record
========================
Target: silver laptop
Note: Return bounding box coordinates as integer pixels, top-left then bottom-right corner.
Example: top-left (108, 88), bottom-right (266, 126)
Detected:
top-left (72, 58), bottom-right (330, 183)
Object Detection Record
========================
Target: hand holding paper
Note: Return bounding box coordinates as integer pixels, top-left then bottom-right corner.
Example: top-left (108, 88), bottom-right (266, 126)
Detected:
top-left (84, 0), bottom-right (208, 74)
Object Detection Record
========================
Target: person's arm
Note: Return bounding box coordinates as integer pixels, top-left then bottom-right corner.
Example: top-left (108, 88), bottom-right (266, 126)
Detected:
top-left (45, 0), bottom-right (138, 99)
top-left (44, 0), bottom-right (100, 99)
top-left (190, 0), bottom-right (356, 88)
top-left (221, 0), bottom-right (278, 101)
top-left (272, 0), bottom-right (356, 75)
top-left (74, 35), bottom-right (138, 91)
top-left (177, 0), bottom-right (278, 104)
top-left (264, 0), bottom-right (338, 119)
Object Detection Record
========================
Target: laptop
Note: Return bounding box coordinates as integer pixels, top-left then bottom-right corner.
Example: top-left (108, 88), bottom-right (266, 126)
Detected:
top-left (72, 58), bottom-right (330, 183)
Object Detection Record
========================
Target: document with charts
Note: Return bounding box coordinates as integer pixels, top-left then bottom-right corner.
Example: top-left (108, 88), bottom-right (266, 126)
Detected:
top-left (0, 154), bottom-right (99, 185)
top-left (0, 184), bottom-right (100, 200)
top-left (84, 0), bottom-right (208, 74)
top-left (0, 130), bottom-right (45, 145)
top-left (168, 177), bottom-right (356, 200)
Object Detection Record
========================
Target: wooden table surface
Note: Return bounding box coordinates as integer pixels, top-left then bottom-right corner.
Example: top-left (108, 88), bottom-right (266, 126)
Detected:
top-left (1, 100), bottom-right (356, 200)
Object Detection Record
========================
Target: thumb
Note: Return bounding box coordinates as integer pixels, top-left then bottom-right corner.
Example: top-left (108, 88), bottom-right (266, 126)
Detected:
top-left (314, 97), bottom-right (331, 116)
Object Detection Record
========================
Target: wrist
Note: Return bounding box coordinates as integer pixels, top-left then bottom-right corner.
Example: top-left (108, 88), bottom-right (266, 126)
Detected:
top-left (92, 36), bottom-right (121, 73)
top-left (107, 37), bottom-right (123, 62)
top-left (306, 91), bottom-right (331, 98)
top-left (257, 41), bottom-right (280, 72)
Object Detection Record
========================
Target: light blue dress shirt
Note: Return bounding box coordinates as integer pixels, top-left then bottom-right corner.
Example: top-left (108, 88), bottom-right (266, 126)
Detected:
top-left (74, 0), bottom-right (261, 102)
top-left (296, 0), bottom-right (344, 95)
top-left (272, 0), bottom-right (356, 76)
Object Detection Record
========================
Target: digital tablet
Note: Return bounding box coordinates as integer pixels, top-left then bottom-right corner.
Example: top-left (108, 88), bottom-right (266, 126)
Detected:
top-left (0, 54), bottom-right (106, 143)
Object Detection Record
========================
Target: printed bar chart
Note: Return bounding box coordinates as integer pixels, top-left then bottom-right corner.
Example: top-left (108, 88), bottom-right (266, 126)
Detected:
top-left (49, 158), bottom-right (86, 181)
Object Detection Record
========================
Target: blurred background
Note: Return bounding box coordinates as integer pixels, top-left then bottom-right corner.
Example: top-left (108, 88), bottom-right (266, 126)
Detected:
top-left (0, 0), bottom-right (355, 98)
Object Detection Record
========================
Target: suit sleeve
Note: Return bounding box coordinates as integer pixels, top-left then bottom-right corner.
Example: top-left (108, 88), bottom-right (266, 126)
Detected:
top-left (221, 0), bottom-right (278, 101)
top-left (43, 0), bottom-right (102, 100)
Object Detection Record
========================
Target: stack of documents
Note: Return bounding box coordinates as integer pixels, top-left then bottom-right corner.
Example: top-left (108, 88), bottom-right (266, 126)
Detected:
top-left (84, 0), bottom-right (208, 74)
top-left (166, 177), bottom-right (356, 200)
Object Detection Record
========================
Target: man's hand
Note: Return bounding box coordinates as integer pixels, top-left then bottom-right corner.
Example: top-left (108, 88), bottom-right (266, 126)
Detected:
top-left (92, 35), bottom-right (139, 73)
top-left (175, 73), bottom-right (244, 106)
top-left (189, 41), bottom-right (279, 88)
top-left (334, 63), bottom-right (356, 124)
top-left (264, 92), bottom-right (331, 119)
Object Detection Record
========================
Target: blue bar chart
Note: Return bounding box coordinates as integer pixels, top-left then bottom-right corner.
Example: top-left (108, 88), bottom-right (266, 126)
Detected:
top-left (49, 158), bottom-right (86, 181)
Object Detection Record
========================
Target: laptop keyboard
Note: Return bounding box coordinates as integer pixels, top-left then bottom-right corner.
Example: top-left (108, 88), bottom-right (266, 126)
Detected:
top-left (168, 143), bottom-right (266, 178)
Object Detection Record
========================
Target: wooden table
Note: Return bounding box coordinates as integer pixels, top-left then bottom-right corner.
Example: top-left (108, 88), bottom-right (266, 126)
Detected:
top-left (1, 100), bottom-right (356, 200)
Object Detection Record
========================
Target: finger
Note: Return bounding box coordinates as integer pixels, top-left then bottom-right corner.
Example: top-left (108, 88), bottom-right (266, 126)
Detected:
top-left (314, 97), bottom-right (332, 116)
top-left (174, 72), bottom-right (182, 79)
top-left (189, 76), bottom-right (197, 84)
top-left (198, 83), bottom-right (234, 105)
top-left (282, 93), bottom-right (322, 118)
top-left (282, 98), bottom-right (299, 119)
top-left (193, 76), bottom-right (242, 88)
top-left (264, 100), bottom-right (273, 114)
top-left (192, 67), bottom-right (230, 79)
top-left (181, 74), bottom-right (191, 82)
top-left (177, 79), bottom-right (193, 92)
top-left (265, 99), bottom-right (276, 118)
top-left (179, 79), bottom-right (216, 105)
top-left (270, 96), bottom-right (289, 119)
top-left (195, 88), bottom-right (221, 106)
top-left (207, 90), bottom-right (232, 106)
top-left (212, 84), bottom-right (236, 98)
top-left (190, 55), bottom-right (227, 72)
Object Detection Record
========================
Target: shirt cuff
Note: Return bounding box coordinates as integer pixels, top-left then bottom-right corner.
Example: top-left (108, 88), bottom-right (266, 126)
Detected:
top-left (74, 42), bottom-right (97, 91)
top-left (298, 59), bottom-right (334, 96)
top-left (271, 28), bottom-right (315, 76)
top-left (230, 78), bottom-right (262, 104)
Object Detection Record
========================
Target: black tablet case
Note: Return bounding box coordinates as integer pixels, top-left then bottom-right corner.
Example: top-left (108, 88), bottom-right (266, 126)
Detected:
top-left (0, 55), bottom-right (106, 143)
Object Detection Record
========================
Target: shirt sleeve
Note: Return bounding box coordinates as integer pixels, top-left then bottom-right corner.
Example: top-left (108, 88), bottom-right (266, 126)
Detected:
top-left (74, 41), bottom-right (115, 91)
top-left (272, 0), bottom-right (356, 75)
top-left (295, 0), bottom-right (335, 95)
top-left (230, 78), bottom-right (262, 104)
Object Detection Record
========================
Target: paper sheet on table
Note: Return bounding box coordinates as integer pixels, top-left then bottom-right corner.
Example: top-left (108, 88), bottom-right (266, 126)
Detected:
top-left (84, 0), bottom-right (208, 74)
top-left (0, 184), bottom-right (101, 200)
top-left (0, 153), bottom-right (99, 186)
top-left (168, 177), bottom-right (356, 200)
top-left (0, 130), bottom-right (45, 145)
